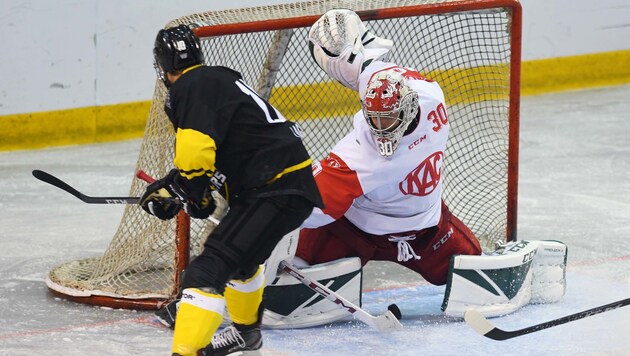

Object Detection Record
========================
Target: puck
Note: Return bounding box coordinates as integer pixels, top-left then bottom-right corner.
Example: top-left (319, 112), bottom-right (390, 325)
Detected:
top-left (387, 303), bottom-right (402, 320)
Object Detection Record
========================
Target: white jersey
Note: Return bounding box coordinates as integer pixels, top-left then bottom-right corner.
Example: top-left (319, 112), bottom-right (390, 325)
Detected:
top-left (303, 62), bottom-right (450, 235)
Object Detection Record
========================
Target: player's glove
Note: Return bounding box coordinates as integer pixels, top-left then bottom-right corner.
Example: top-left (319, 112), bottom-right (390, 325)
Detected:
top-left (139, 169), bottom-right (183, 220)
top-left (140, 168), bottom-right (217, 220)
top-left (182, 186), bottom-right (216, 219)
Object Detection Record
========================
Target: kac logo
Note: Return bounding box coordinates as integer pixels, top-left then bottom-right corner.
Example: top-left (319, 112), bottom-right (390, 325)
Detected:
top-left (399, 151), bottom-right (443, 196)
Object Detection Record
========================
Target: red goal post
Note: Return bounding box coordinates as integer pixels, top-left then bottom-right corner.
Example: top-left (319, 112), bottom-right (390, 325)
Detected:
top-left (46, 0), bottom-right (522, 310)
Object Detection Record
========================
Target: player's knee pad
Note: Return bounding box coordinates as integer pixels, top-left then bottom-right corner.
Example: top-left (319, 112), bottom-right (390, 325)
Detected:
top-left (441, 240), bottom-right (567, 318)
top-left (262, 257), bottom-right (362, 329)
top-left (225, 265), bottom-right (266, 326)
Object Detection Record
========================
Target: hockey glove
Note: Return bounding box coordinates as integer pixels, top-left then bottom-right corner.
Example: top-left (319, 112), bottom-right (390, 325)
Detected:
top-left (178, 172), bottom-right (216, 219)
top-left (140, 168), bottom-right (217, 220)
top-left (183, 189), bottom-right (216, 219)
top-left (139, 169), bottom-right (183, 220)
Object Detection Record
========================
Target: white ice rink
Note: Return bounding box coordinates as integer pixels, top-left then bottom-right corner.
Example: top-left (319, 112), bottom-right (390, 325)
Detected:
top-left (1, 85), bottom-right (629, 355)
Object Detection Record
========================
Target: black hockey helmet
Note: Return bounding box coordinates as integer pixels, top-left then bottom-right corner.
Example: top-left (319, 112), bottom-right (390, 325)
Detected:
top-left (153, 25), bottom-right (203, 85)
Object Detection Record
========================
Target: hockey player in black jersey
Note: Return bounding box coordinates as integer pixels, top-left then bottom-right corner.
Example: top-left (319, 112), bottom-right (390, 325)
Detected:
top-left (140, 25), bottom-right (323, 356)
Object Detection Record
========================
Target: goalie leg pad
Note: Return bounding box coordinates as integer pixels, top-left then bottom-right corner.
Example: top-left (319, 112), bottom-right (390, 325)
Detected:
top-left (264, 228), bottom-right (299, 286)
top-left (441, 240), bottom-right (568, 318)
top-left (262, 257), bottom-right (362, 329)
top-left (442, 240), bottom-right (538, 317)
top-left (530, 240), bottom-right (568, 303)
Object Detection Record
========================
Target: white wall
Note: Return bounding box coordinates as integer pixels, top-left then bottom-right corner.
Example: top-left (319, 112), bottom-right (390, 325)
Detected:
top-left (1, 0), bottom-right (628, 116)
top-left (521, 0), bottom-right (630, 59)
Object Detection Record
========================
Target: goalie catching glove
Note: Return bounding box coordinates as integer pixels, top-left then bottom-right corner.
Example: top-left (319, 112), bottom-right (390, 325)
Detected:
top-left (139, 168), bottom-right (216, 220)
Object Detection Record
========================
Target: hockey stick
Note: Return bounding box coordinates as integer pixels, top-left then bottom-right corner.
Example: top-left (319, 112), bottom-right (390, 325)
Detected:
top-left (280, 260), bottom-right (403, 333)
top-left (31, 169), bottom-right (191, 210)
top-left (33, 169), bottom-right (222, 225)
top-left (464, 297), bottom-right (630, 340)
top-left (32, 170), bottom-right (141, 204)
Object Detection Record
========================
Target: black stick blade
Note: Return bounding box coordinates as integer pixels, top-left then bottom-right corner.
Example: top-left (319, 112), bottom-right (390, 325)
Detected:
top-left (465, 297), bottom-right (630, 341)
top-left (32, 169), bottom-right (140, 204)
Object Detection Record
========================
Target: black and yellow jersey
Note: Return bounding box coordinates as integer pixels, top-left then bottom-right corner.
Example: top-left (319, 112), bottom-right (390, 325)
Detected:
top-left (164, 65), bottom-right (322, 207)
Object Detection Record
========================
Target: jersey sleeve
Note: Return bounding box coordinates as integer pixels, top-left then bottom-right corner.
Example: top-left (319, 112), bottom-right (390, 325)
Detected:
top-left (174, 128), bottom-right (218, 179)
top-left (301, 152), bottom-right (364, 229)
top-left (168, 71), bottom-right (230, 201)
top-left (174, 77), bottom-right (231, 171)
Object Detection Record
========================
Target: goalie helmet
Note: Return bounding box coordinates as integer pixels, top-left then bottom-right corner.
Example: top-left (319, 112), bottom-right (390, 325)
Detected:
top-left (153, 25), bottom-right (203, 86)
top-left (362, 69), bottom-right (419, 157)
top-left (308, 9), bottom-right (393, 90)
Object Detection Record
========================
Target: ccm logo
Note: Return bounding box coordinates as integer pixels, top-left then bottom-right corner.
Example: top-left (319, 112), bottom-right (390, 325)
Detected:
top-left (433, 228), bottom-right (453, 251)
top-left (508, 240), bottom-right (530, 253)
top-left (522, 250), bottom-right (536, 264)
top-left (408, 134), bottom-right (427, 150)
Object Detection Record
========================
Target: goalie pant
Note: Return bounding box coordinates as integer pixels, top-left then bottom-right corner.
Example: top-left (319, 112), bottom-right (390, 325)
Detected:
top-left (297, 200), bottom-right (482, 286)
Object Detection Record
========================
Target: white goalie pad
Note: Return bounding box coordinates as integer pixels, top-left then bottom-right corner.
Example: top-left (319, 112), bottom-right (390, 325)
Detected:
top-left (441, 240), bottom-right (567, 318)
top-left (530, 240), bottom-right (568, 303)
top-left (263, 257), bottom-right (362, 329)
top-left (263, 228), bottom-right (299, 286)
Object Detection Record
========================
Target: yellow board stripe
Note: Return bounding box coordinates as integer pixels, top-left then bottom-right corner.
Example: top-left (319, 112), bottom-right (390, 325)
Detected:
top-left (0, 101), bottom-right (150, 151)
top-left (521, 50), bottom-right (630, 96)
top-left (1, 50), bottom-right (629, 151)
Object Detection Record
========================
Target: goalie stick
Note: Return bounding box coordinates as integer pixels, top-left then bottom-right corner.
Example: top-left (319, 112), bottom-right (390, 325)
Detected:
top-left (280, 261), bottom-right (403, 333)
top-left (464, 297), bottom-right (630, 340)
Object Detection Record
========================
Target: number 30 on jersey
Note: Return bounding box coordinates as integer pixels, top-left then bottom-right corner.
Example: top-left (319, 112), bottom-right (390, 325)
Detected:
top-left (428, 102), bottom-right (449, 132)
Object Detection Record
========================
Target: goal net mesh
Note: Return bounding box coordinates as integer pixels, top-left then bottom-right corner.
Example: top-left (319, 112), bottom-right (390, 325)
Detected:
top-left (47, 0), bottom-right (520, 308)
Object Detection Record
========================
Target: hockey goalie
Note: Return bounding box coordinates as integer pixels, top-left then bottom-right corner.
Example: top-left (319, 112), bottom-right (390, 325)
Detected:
top-left (261, 9), bottom-right (568, 329)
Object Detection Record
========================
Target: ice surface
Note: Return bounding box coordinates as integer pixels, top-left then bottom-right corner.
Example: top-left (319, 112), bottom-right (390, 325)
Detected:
top-left (0, 85), bottom-right (629, 355)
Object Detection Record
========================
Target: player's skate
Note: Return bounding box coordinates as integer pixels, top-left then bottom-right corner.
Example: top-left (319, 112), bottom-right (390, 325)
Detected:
top-left (155, 299), bottom-right (177, 328)
top-left (198, 324), bottom-right (262, 356)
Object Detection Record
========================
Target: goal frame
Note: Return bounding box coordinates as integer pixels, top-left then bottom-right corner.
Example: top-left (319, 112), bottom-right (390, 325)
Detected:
top-left (46, 0), bottom-right (522, 310)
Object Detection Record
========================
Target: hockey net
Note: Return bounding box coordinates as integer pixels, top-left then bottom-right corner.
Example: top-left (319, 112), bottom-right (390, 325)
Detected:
top-left (47, 0), bottom-right (522, 309)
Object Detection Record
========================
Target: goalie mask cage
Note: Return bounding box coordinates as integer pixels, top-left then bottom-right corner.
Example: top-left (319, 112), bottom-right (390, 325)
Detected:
top-left (46, 0), bottom-right (522, 310)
